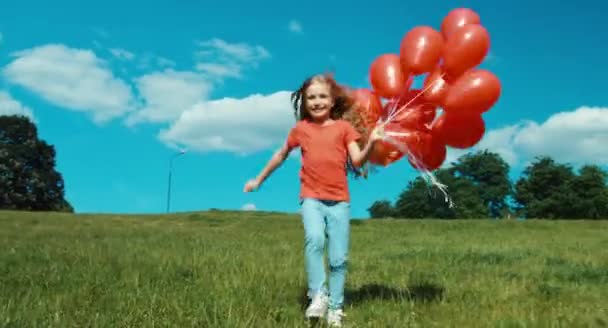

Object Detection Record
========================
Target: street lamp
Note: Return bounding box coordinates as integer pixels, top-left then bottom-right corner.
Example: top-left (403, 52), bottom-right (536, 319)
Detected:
top-left (166, 149), bottom-right (186, 213)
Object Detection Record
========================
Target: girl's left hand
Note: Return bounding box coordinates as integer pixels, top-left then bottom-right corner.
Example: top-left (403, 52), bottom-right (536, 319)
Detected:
top-left (369, 124), bottom-right (385, 142)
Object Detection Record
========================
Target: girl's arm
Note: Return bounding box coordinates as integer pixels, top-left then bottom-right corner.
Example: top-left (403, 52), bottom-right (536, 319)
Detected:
top-left (347, 125), bottom-right (383, 168)
top-left (243, 142), bottom-right (292, 192)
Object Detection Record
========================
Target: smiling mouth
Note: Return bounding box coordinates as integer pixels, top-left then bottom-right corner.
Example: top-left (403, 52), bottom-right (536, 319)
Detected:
top-left (311, 107), bottom-right (326, 113)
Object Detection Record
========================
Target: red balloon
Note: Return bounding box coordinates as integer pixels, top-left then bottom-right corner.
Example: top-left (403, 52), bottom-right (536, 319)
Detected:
top-left (350, 88), bottom-right (383, 128)
top-left (443, 24), bottom-right (490, 78)
top-left (370, 120), bottom-right (421, 166)
top-left (369, 142), bottom-right (404, 166)
top-left (431, 112), bottom-right (485, 149)
top-left (443, 69), bottom-right (501, 114)
top-left (406, 131), bottom-right (446, 171)
top-left (400, 26), bottom-right (444, 75)
top-left (420, 107), bottom-right (436, 126)
top-left (422, 69), bottom-right (450, 105)
top-left (369, 54), bottom-right (412, 99)
top-left (381, 87), bottom-right (417, 117)
top-left (441, 8), bottom-right (481, 39)
top-left (369, 134), bottom-right (405, 167)
top-left (395, 107), bottom-right (431, 131)
top-left (371, 124), bottom-right (446, 171)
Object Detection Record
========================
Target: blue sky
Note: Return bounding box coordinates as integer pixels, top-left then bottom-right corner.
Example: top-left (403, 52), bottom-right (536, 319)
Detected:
top-left (0, 0), bottom-right (606, 218)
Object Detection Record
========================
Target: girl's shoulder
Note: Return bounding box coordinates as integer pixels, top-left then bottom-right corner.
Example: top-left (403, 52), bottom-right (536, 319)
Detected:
top-left (292, 119), bottom-right (308, 130)
top-left (336, 118), bottom-right (357, 130)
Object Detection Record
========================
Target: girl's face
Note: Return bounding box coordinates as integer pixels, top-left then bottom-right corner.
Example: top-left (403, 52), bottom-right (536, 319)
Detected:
top-left (305, 80), bottom-right (334, 122)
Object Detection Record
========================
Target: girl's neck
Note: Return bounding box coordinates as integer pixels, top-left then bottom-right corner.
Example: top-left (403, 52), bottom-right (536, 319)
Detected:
top-left (309, 117), bottom-right (334, 126)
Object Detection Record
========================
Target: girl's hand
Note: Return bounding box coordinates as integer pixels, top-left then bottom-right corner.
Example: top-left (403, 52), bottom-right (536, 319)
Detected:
top-left (243, 178), bottom-right (261, 192)
top-left (369, 124), bottom-right (385, 143)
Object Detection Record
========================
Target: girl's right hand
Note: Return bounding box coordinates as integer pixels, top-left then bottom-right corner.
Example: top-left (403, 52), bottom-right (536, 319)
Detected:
top-left (243, 178), bottom-right (260, 192)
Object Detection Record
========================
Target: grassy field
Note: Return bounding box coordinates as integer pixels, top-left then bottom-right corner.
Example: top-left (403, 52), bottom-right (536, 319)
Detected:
top-left (1, 210), bottom-right (607, 327)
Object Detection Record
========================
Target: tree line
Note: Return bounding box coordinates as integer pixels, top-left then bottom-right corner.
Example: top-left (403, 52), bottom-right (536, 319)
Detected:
top-left (368, 149), bottom-right (608, 219)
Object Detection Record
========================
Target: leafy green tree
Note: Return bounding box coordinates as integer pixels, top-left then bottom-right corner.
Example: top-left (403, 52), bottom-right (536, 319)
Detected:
top-left (450, 150), bottom-right (512, 218)
top-left (567, 165), bottom-right (608, 219)
top-left (367, 199), bottom-right (395, 218)
top-left (514, 157), bottom-right (579, 219)
top-left (392, 176), bottom-right (436, 219)
top-left (0, 115), bottom-right (73, 212)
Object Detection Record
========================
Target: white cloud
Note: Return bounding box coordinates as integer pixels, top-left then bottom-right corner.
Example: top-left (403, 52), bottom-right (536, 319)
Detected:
top-left (0, 91), bottom-right (36, 122)
top-left (109, 48), bottom-right (135, 61)
top-left (511, 106), bottom-right (608, 165)
top-left (443, 147), bottom-right (469, 167)
top-left (126, 39), bottom-right (272, 127)
top-left (158, 91), bottom-right (294, 154)
top-left (0, 38), bottom-right (271, 130)
top-left (126, 69), bottom-right (212, 125)
top-left (241, 203), bottom-right (257, 211)
top-left (136, 53), bottom-right (176, 70)
top-left (2, 44), bottom-right (135, 123)
top-left (288, 20), bottom-right (303, 34)
top-left (442, 106), bottom-right (608, 167)
top-left (197, 38), bottom-right (271, 62)
top-left (195, 38), bottom-right (270, 79)
top-left (195, 63), bottom-right (241, 79)
top-left (475, 124), bottom-right (520, 165)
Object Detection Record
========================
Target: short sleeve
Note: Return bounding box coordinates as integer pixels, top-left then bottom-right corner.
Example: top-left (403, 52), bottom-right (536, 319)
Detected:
top-left (286, 124), bottom-right (300, 150)
top-left (343, 121), bottom-right (361, 145)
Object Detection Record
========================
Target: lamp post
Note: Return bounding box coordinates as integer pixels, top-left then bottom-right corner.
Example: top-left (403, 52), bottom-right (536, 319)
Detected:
top-left (166, 149), bottom-right (186, 213)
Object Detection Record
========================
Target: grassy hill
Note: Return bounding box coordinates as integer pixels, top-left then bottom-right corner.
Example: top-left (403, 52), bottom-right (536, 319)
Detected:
top-left (1, 210), bottom-right (607, 327)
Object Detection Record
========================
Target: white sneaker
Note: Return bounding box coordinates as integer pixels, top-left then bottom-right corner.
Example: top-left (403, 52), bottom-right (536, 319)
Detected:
top-left (327, 309), bottom-right (345, 327)
top-left (305, 293), bottom-right (328, 318)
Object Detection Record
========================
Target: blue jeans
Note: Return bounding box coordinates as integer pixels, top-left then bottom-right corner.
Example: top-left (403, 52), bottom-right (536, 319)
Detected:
top-left (300, 198), bottom-right (351, 310)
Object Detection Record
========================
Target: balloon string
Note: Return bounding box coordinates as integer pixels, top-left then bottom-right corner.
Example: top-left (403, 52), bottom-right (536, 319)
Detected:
top-left (374, 73), bottom-right (454, 209)
top-left (382, 73), bottom-right (446, 126)
top-left (361, 72), bottom-right (452, 209)
top-left (385, 131), bottom-right (413, 137)
top-left (382, 134), bottom-right (454, 208)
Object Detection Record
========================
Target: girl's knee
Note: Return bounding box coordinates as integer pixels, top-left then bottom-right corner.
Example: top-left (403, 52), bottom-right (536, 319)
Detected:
top-left (329, 256), bottom-right (348, 271)
top-left (304, 233), bottom-right (325, 251)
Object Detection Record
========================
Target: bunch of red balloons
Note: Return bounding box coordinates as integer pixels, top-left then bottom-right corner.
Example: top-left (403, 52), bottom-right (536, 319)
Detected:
top-left (350, 8), bottom-right (501, 172)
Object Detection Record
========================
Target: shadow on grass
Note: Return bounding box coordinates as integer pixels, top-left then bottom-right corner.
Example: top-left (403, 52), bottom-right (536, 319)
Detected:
top-left (348, 283), bottom-right (445, 304)
top-left (298, 282), bottom-right (444, 310)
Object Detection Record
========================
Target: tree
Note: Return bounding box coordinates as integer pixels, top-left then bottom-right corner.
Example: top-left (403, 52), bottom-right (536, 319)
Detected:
top-left (394, 168), bottom-right (488, 219)
top-left (367, 199), bottom-right (395, 218)
top-left (450, 150), bottom-right (512, 218)
top-left (0, 115), bottom-right (73, 212)
top-left (566, 165), bottom-right (608, 219)
top-left (514, 156), bottom-right (579, 219)
top-left (393, 176), bottom-right (436, 219)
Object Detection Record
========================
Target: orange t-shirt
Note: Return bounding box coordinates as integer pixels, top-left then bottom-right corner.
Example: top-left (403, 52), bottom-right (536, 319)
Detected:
top-left (286, 119), bottom-right (361, 202)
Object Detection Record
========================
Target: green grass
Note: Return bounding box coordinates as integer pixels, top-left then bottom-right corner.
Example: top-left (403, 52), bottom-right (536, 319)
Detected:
top-left (1, 210), bottom-right (607, 327)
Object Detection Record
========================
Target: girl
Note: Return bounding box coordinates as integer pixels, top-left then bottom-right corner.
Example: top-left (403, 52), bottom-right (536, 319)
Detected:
top-left (243, 73), bottom-right (383, 327)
